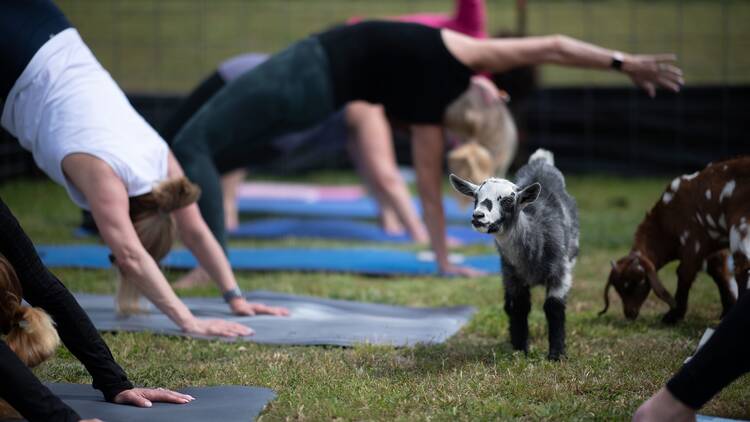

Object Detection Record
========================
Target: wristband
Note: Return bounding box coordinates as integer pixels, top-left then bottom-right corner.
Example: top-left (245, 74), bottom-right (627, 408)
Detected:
top-left (610, 52), bottom-right (624, 71)
top-left (222, 287), bottom-right (243, 303)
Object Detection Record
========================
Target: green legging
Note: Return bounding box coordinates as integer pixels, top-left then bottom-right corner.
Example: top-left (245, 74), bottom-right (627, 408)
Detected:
top-left (171, 37), bottom-right (336, 248)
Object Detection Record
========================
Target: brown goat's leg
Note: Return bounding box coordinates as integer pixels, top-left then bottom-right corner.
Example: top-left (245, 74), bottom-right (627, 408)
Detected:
top-left (705, 251), bottom-right (736, 318)
top-left (662, 262), bottom-right (699, 324)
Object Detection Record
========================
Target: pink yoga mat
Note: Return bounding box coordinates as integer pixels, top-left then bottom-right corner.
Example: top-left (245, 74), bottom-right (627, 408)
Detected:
top-left (235, 182), bottom-right (366, 202)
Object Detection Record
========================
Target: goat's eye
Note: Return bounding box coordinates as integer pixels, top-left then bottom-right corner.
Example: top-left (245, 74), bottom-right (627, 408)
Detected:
top-left (500, 197), bottom-right (514, 209)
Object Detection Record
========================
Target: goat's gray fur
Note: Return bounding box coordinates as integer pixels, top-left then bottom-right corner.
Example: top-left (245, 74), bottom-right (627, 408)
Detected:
top-left (449, 148), bottom-right (579, 360)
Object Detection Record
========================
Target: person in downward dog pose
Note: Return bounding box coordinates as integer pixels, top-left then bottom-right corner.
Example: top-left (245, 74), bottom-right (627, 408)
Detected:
top-left (449, 150), bottom-right (579, 360)
top-left (0, 198), bottom-right (192, 422)
top-left (0, 0), bottom-right (288, 338)
top-left (171, 20), bottom-right (682, 278)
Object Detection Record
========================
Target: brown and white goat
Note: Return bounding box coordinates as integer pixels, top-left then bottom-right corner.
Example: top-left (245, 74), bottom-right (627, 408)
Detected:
top-left (600, 157), bottom-right (749, 323)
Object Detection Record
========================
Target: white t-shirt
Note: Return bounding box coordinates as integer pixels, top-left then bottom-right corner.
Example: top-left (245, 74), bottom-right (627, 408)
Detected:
top-left (1, 28), bottom-right (168, 210)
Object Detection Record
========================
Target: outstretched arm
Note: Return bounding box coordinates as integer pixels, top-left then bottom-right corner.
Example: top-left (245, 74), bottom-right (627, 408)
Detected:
top-left (444, 30), bottom-right (684, 97)
top-left (345, 102), bottom-right (429, 243)
top-left (62, 154), bottom-right (253, 337)
top-left (0, 196), bottom-right (193, 416)
top-left (411, 124), bottom-right (485, 277)
top-left (166, 152), bottom-right (288, 317)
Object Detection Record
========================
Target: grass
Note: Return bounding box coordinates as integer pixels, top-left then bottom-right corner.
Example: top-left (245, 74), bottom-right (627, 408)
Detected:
top-left (54, 0), bottom-right (750, 93)
top-left (2, 173), bottom-right (749, 420)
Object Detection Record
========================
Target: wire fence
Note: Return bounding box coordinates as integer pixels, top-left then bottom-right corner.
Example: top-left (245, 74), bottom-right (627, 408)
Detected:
top-left (1, 0), bottom-right (748, 180)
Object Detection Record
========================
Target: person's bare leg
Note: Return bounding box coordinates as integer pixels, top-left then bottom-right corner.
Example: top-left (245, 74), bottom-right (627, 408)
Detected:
top-left (633, 387), bottom-right (696, 422)
top-left (220, 169), bottom-right (246, 231)
top-left (345, 101), bottom-right (428, 243)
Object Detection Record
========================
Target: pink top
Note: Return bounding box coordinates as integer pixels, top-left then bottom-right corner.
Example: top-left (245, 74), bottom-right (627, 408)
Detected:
top-left (348, 0), bottom-right (487, 38)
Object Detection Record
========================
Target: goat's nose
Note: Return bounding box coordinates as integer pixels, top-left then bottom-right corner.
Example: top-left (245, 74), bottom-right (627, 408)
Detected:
top-left (472, 211), bottom-right (485, 220)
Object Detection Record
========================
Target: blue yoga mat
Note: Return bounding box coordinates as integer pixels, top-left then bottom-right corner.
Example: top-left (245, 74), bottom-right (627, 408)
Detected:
top-left (237, 196), bottom-right (472, 222)
top-left (37, 245), bottom-right (501, 275)
top-left (228, 218), bottom-right (489, 245)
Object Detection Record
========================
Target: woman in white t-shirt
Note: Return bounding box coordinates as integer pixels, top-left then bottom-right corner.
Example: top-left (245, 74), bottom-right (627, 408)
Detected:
top-left (1, 1), bottom-right (288, 340)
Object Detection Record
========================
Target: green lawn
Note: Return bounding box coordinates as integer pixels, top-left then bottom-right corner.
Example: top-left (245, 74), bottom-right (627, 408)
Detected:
top-left (2, 173), bottom-right (748, 420)
top-left (54, 0), bottom-right (750, 93)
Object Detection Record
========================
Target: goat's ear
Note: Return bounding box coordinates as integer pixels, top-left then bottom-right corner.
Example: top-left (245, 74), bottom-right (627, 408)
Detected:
top-left (643, 260), bottom-right (676, 309)
top-left (449, 174), bottom-right (478, 198)
top-left (517, 183), bottom-right (541, 207)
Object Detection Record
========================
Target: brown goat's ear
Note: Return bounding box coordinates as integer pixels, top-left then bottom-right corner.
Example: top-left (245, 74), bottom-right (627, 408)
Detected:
top-left (644, 264), bottom-right (676, 309)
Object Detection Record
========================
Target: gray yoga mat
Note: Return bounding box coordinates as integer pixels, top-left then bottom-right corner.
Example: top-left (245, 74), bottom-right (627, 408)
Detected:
top-left (74, 291), bottom-right (476, 347)
top-left (14, 383), bottom-right (275, 422)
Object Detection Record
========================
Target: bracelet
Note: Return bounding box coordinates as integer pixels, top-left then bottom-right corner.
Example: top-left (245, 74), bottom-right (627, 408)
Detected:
top-left (610, 52), bottom-right (624, 71)
top-left (222, 287), bottom-right (243, 303)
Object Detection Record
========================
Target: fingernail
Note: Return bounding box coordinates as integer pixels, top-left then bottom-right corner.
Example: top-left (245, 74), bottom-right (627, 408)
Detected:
top-left (145, 400), bottom-right (152, 407)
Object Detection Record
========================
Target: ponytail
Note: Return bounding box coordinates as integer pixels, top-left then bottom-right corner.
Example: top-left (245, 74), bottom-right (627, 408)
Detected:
top-left (0, 255), bottom-right (60, 366)
top-left (116, 177), bottom-right (201, 316)
top-left (0, 255), bottom-right (60, 419)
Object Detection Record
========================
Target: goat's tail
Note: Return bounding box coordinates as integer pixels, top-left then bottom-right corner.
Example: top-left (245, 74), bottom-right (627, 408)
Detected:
top-left (529, 148), bottom-right (555, 166)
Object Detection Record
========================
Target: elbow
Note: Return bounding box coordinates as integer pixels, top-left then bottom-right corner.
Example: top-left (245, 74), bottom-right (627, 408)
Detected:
top-left (112, 245), bottom-right (146, 278)
top-left (547, 34), bottom-right (570, 63)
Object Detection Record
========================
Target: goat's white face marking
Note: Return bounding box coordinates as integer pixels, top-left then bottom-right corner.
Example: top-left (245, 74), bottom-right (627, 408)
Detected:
top-left (670, 177), bottom-right (681, 192)
top-left (719, 180), bottom-right (736, 202)
top-left (705, 189), bottom-right (712, 200)
top-left (471, 178), bottom-right (517, 234)
top-left (662, 192), bottom-right (673, 204)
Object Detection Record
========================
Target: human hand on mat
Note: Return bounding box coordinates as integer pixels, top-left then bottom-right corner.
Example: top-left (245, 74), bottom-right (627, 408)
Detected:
top-left (186, 318), bottom-right (254, 337)
top-left (622, 54), bottom-right (684, 97)
top-left (230, 298), bottom-right (290, 317)
top-left (114, 387), bottom-right (196, 407)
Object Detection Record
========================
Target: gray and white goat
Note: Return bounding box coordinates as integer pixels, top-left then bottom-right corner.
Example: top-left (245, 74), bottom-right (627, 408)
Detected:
top-left (450, 149), bottom-right (579, 360)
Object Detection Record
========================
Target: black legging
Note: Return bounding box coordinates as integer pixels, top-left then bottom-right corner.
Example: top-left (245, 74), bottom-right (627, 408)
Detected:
top-left (0, 197), bottom-right (133, 421)
top-left (160, 71), bottom-right (225, 144)
top-left (667, 291), bottom-right (750, 409)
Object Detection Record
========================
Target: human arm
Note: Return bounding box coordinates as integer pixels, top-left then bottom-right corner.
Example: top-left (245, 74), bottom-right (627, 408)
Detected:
top-left (0, 196), bottom-right (133, 405)
top-left (445, 31), bottom-right (683, 97)
top-left (410, 125), bottom-right (485, 276)
top-left (0, 340), bottom-right (81, 421)
top-left (634, 289), bottom-right (750, 421)
top-left (166, 152), bottom-right (288, 316)
top-left (345, 102), bottom-right (429, 243)
top-left (62, 154), bottom-right (252, 336)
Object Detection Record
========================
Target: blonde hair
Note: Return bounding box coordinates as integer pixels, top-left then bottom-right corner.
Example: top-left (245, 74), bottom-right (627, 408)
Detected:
top-left (444, 80), bottom-right (518, 204)
top-left (116, 177), bottom-right (201, 316)
top-left (0, 255), bottom-right (61, 420)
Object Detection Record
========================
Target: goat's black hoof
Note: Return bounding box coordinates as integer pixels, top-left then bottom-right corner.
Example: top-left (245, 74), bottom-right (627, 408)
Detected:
top-left (661, 310), bottom-right (683, 325)
top-left (547, 350), bottom-right (565, 361)
top-left (511, 343), bottom-right (528, 354)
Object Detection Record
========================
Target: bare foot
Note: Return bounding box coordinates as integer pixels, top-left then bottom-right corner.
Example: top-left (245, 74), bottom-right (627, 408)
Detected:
top-left (379, 208), bottom-right (405, 236)
top-left (173, 267), bottom-right (212, 289)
